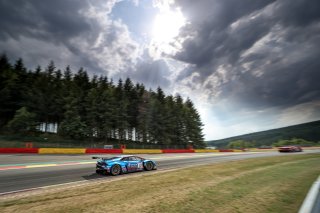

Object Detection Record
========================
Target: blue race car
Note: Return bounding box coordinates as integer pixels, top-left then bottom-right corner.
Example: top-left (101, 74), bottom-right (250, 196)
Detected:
top-left (93, 155), bottom-right (157, 176)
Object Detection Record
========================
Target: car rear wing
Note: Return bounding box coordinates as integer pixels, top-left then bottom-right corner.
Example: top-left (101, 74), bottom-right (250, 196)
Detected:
top-left (92, 156), bottom-right (104, 159)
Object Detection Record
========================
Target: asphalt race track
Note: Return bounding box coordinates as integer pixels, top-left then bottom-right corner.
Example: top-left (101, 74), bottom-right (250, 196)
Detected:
top-left (0, 150), bottom-right (319, 195)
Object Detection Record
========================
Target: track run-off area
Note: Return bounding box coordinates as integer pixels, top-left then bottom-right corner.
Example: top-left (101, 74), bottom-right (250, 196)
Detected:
top-left (0, 150), bottom-right (320, 196)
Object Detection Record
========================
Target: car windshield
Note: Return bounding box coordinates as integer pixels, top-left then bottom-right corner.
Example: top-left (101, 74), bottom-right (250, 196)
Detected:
top-left (104, 157), bottom-right (121, 161)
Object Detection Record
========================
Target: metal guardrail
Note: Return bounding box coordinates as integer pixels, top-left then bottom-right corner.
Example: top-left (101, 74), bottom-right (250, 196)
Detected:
top-left (299, 176), bottom-right (320, 213)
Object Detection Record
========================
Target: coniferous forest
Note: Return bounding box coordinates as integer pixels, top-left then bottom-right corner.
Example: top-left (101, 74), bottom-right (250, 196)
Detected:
top-left (0, 54), bottom-right (205, 148)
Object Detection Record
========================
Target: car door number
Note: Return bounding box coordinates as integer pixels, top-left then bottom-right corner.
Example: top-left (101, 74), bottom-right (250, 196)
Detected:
top-left (128, 163), bottom-right (137, 170)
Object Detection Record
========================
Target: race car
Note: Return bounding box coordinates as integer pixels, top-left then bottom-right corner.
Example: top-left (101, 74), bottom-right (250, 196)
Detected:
top-left (278, 146), bottom-right (303, 152)
top-left (93, 155), bottom-right (157, 176)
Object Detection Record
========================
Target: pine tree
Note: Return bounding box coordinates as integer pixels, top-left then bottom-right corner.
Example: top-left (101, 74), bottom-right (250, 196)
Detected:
top-left (6, 107), bottom-right (37, 133)
top-left (114, 79), bottom-right (129, 142)
top-left (85, 84), bottom-right (114, 140)
top-left (26, 61), bottom-right (57, 132)
top-left (0, 54), bottom-right (14, 128)
top-left (163, 95), bottom-right (176, 146)
top-left (184, 98), bottom-right (205, 148)
top-left (73, 67), bottom-right (90, 122)
top-left (58, 98), bottom-right (88, 139)
top-left (124, 78), bottom-right (137, 141)
top-left (136, 86), bottom-right (150, 143)
top-left (148, 87), bottom-right (168, 144)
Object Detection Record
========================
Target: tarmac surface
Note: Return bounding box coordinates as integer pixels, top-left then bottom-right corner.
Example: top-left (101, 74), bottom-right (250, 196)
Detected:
top-left (0, 150), bottom-right (319, 195)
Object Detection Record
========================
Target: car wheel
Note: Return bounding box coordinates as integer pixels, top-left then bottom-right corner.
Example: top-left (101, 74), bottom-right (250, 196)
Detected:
top-left (144, 161), bottom-right (154, 171)
top-left (110, 164), bottom-right (121, 176)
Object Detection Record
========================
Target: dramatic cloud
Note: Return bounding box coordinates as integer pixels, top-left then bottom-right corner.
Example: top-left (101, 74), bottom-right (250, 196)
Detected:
top-left (0, 0), bottom-right (139, 74)
top-left (170, 0), bottom-right (320, 138)
top-left (114, 50), bottom-right (173, 91)
top-left (1, 0), bottom-right (319, 139)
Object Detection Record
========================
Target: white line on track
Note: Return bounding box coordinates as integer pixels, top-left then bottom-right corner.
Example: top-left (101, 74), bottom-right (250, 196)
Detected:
top-left (0, 152), bottom-right (263, 171)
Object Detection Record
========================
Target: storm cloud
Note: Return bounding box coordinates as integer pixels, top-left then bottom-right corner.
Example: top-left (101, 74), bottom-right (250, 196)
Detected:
top-left (173, 0), bottom-right (320, 110)
top-left (113, 49), bottom-right (173, 92)
top-left (0, 0), bottom-right (139, 74)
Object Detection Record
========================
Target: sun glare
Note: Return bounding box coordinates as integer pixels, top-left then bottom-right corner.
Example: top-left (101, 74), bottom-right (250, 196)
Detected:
top-left (152, 9), bottom-right (186, 46)
top-left (153, 11), bottom-right (185, 42)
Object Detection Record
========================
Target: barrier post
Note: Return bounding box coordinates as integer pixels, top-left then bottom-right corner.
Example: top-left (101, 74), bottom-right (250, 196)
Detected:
top-left (25, 142), bottom-right (33, 148)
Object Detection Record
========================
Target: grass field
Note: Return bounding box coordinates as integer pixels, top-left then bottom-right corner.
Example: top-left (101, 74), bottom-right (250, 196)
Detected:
top-left (1, 154), bottom-right (319, 213)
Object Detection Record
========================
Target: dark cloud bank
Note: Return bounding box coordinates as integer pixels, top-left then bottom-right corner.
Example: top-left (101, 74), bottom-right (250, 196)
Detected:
top-left (0, 0), bottom-right (138, 75)
top-left (173, 0), bottom-right (320, 115)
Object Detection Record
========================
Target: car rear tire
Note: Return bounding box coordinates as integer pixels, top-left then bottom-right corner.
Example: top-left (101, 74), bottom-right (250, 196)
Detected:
top-left (110, 164), bottom-right (121, 176)
top-left (144, 161), bottom-right (154, 171)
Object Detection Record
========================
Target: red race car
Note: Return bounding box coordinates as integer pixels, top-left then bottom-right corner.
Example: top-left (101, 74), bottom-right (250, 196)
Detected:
top-left (278, 146), bottom-right (303, 152)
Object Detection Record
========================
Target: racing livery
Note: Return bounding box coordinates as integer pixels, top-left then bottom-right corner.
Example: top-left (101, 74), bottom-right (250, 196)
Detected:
top-left (93, 155), bottom-right (157, 176)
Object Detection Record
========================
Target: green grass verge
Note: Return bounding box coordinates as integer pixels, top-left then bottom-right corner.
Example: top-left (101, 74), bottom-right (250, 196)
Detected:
top-left (1, 154), bottom-right (319, 213)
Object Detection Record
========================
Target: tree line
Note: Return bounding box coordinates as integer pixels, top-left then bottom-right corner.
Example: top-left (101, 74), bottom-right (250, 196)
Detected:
top-left (0, 54), bottom-right (205, 148)
top-left (226, 138), bottom-right (319, 149)
top-left (272, 138), bottom-right (318, 147)
top-left (207, 120), bottom-right (320, 148)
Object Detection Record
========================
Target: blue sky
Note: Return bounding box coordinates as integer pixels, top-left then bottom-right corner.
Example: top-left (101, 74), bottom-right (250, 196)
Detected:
top-left (112, 0), bottom-right (157, 41)
top-left (0, 0), bottom-right (320, 140)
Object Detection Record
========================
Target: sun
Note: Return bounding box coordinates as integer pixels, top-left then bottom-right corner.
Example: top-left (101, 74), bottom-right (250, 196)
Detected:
top-left (151, 9), bottom-right (186, 53)
top-left (152, 10), bottom-right (185, 42)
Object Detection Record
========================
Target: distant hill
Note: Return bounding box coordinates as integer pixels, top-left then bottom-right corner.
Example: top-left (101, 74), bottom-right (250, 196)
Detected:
top-left (206, 120), bottom-right (320, 148)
